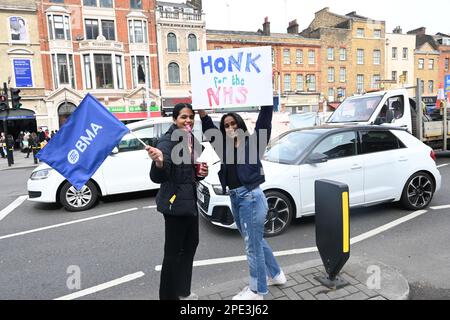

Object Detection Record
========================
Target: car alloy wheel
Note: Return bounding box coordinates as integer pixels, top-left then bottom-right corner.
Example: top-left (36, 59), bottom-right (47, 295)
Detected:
top-left (401, 172), bottom-right (434, 210)
top-left (60, 180), bottom-right (99, 212)
top-left (264, 191), bottom-right (293, 237)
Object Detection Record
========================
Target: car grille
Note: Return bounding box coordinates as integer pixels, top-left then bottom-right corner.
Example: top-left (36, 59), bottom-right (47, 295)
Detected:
top-left (212, 206), bottom-right (234, 225)
top-left (197, 183), bottom-right (210, 213)
top-left (28, 191), bottom-right (41, 198)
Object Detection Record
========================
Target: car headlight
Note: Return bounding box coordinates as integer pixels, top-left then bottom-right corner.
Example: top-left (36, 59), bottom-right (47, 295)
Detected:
top-left (212, 184), bottom-right (229, 195)
top-left (30, 169), bottom-right (53, 180)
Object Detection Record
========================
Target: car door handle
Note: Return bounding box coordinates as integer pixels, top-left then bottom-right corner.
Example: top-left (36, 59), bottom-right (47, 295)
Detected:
top-left (351, 164), bottom-right (362, 170)
top-left (398, 156), bottom-right (408, 162)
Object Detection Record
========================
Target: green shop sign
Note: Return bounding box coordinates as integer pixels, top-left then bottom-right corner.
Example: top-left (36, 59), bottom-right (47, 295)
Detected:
top-left (108, 105), bottom-right (160, 113)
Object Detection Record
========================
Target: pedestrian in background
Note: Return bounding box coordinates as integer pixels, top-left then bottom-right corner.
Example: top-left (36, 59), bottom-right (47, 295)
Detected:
top-left (148, 103), bottom-right (208, 300)
top-left (0, 132), bottom-right (6, 158)
top-left (199, 105), bottom-right (287, 300)
top-left (30, 132), bottom-right (40, 164)
top-left (5, 134), bottom-right (15, 166)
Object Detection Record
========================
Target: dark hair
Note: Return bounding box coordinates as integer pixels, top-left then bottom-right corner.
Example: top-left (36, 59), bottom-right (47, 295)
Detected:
top-left (220, 112), bottom-right (248, 135)
top-left (172, 103), bottom-right (194, 120)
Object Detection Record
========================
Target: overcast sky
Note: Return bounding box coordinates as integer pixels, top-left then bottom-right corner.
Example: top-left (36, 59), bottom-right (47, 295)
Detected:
top-left (178, 0), bottom-right (449, 35)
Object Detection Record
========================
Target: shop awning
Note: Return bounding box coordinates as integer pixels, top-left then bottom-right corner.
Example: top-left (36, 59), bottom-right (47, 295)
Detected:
top-left (0, 109), bottom-right (35, 120)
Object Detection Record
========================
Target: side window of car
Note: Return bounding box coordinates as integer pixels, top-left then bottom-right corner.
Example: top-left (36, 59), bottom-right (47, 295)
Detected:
top-left (117, 126), bottom-right (155, 153)
top-left (312, 131), bottom-right (357, 160)
top-left (360, 130), bottom-right (403, 154)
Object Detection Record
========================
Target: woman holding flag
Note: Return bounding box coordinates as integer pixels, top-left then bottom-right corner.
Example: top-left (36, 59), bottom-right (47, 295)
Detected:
top-left (147, 103), bottom-right (208, 300)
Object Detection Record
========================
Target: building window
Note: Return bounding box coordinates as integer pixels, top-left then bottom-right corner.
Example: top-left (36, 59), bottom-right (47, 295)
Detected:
top-left (94, 54), bottom-right (113, 89)
top-left (131, 56), bottom-right (150, 88)
top-left (374, 29), bottom-right (381, 38)
top-left (392, 71), bottom-right (397, 81)
top-left (340, 67), bottom-right (346, 83)
top-left (296, 74), bottom-right (304, 91)
top-left (167, 32), bottom-right (177, 52)
top-left (420, 80), bottom-right (425, 94)
top-left (168, 62), bottom-right (180, 83)
top-left (128, 19), bottom-right (147, 43)
top-left (51, 0), bottom-right (65, 2)
top-left (328, 88), bottom-right (335, 102)
top-left (357, 74), bottom-right (364, 93)
top-left (372, 74), bottom-right (381, 89)
top-left (308, 50), bottom-right (315, 65)
top-left (373, 50), bottom-right (381, 65)
top-left (402, 48), bottom-right (408, 59)
top-left (445, 58), bottom-right (449, 71)
top-left (306, 74), bottom-right (316, 91)
top-left (9, 16), bottom-right (28, 42)
top-left (428, 80), bottom-right (434, 94)
top-left (85, 18), bottom-right (116, 41)
top-left (85, 19), bottom-right (99, 39)
top-left (82, 54), bottom-right (123, 90)
top-left (188, 65), bottom-right (191, 83)
top-left (428, 59), bottom-right (434, 70)
top-left (357, 28), bottom-right (365, 37)
top-left (357, 49), bottom-right (364, 65)
top-left (271, 48), bottom-right (275, 64)
top-left (47, 14), bottom-right (71, 40)
top-left (328, 67), bottom-right (335, 82)
top-left (283, 49), bottom-right (290, 64)
top-left (392, 47), bottom-right (397, 59)
top-left (284, 74), bottom-right (291, 91)
top-left (339, 48), bottom-right (347, 61)
top-left (337, 88), bottom-right (346, 100)
top-left (84, 55), bottom-right (92, 89)
top-left (116, 56), bottom-right (123, 89)
top-left (102, 20), bottom-right (115, 40)
top-left (418, 58), bottom-right (424, 69)
top-left (327, 47), bottom-right (334, 61)
top-left (130, 0), bottom-right (142, 9)
top-left (188, 34), bottom-right (197, 51)
top-left (83, 0), bottom-right (113, 7)
top-left (296, 49), bottom-right (303, 64)
top-left (51, 54), bottom-right (75, 89)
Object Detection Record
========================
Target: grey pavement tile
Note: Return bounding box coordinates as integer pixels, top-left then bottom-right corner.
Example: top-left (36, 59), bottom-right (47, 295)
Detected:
top-left (283, 287), bottom-right (301, 300)
top-left (292, 281), bottom-right (315, 293)
top-left (369, 296), bottom-right (387, 300)
top-left (298, 290), bottom-right (316, 300)
top-left (305, 273), bottom-right (323, 286)
top-left (299, 267), bottom-right (320, 276)
top-left (326, 288), bottom-right (351, 300)
top-left (315, 293), bottom-right (331, 300)
top-left (220, 287), bottom-right (241, 299)
top-left (207, 294), bottom-right (221, 300)
top-left (308, 285), bottom-right (332, 296)
top-left (340, 272), bottom-right (361, 286)
top-left (355, 283), bottom-right (379, 298)
top-left (289, 273), bottom-right (308, 284)
top-left (268, 286), bottom-right (285, 298)
top-left (274, 296), bottom-right (290, 300)
top-left (265, 293), bottom-right (274, 300)
top-left (283, 279), bottom-right (300, 288)
top-left (343, 292), bottom-right (370, 300)
top-left (344, 285), bottom-right (360, 294)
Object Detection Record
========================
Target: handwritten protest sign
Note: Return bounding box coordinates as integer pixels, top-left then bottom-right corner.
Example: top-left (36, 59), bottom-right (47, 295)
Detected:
top-left (189, 46), bottom-right (273, 110)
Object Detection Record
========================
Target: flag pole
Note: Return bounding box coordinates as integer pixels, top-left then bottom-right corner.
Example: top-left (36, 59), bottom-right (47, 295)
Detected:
top-left (129, 130), bottom-right (148, 147)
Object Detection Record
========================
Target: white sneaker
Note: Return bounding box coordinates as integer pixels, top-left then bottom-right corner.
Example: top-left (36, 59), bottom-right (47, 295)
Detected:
top-left (179, 292), bottom-right (199, 300)
top-left (232, 286), bottom-right (263, 300)
top-left (268, 270), bottom-right (287, 286)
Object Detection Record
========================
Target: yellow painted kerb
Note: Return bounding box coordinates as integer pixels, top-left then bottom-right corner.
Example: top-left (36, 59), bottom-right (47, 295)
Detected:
top-left (342, 192), bottom-right (349, 253)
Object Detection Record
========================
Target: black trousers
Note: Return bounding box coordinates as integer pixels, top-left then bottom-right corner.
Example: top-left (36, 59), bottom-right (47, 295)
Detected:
top-left (160, 214), bottom-right (199, 300)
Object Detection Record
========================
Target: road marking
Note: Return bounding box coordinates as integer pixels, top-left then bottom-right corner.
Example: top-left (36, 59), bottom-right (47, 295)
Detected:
top-left (0, 196), bottom-right (28, 222)
top-left (154, 210), bottom-right (428, 271)
top-left (437, 164), bottom-right (449, 168)
top-left (0, 208), bottom-right (138, 241)
top-left (54, 271), bottom-right (145, 300)
top-left (430, 204), bottom-right (450, 210)
top-left (142, 205), bottom-right (157, 209)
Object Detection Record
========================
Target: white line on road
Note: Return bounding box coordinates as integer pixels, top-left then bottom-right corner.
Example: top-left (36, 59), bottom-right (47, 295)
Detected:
top-left (0, 208), bottom-right (138, 241)
top-left (430, 204), bottom-right (450, 210)
top-left (54, 271), bottom-right (145, 300)
top-left (142, 205), bottom-right (157, 209)
top-left (0, 195), bottom-right (28, 222)
top-left (437, 163), bottom-right (449, 168)
top-left (154, 210), bottom-right (428, 271)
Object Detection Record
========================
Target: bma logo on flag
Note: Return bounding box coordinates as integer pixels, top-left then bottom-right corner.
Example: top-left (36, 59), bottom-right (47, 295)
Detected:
top-left (68, 150), bottom-right (80, 164)
top-left (66, 123), bottom-right (103, 165)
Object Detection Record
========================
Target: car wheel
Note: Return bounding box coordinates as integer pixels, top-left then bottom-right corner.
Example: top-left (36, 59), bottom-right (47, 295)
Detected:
top-left (400, 172), bottom-right (435, 210)
top-left (59, 180), bottom-right (99, 212)
top-left (264, 191), bottom-right (294, 237)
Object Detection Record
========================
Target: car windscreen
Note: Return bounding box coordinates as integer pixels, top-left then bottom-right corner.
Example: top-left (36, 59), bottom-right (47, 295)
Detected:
top-left (327, 95), bottom-right (383, 123)
top-left (263, 131), bottom-right (320, 164)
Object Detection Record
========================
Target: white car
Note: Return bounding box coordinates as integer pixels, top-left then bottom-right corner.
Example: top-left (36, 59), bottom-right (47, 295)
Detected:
top-left (197, 125), bottom-right (442, 237)
top-left (27, 116), bottom-right (220, 212)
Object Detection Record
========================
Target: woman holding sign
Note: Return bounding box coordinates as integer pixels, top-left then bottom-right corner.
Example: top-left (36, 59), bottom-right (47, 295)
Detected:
top-left (199, 105), bottom-right (286, 300)
top-left (147, 103), bottom-right (208, 300)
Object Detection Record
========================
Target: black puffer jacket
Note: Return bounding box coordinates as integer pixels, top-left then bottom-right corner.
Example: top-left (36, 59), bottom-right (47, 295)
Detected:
top-left (150, 124), bottom-right (203, 216)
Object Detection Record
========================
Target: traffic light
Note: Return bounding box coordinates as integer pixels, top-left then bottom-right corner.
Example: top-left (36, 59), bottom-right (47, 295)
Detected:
top-left (0, 94), bottom-right (7, 111)
top-left (10, 88), bottom-right (22, 110)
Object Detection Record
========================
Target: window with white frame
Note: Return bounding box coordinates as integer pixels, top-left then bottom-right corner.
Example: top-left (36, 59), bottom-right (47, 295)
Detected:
top-left (308, 50), bottom-right (315, 64)
top-left (51, 53), bottom-right (75, 89)
top-left (357, 74), bottom-right (364, 92)
top-left (392, 47), bottom-right (397, 59)
top-left (402, 48), bottom-right (408, 59)
top-left (357, 28), bottom-right (365, 37)
top-left (337, 87), bottom-right (346, 100)
top-left (283, 49), bottom-right (290, 64)
top-left (130, 0), bottom-right (142, 9)
top-left (327, 47), bottom-right (334, 61)
top-left (328, 88), bottom-right (335, 102)
top-left (445, 58), bottom-right (449, 71)
top-left (83, 53), bottom-right (123, 89)
top-left (47, 14), bottom-right (71, 40)
top-left (271, 48), bottom-right (275, 64)
top-left (392, 71), bottom-right (397, 81)
top-left (168, 62), bottom-right (180, 83)
top-left (339, 48), bottom-right (347, 61)
top-left (167, 32), bottom-right (177, 52)
top-left (420, 80), bottom-right (425, 94)
top-left (328, 67), bottom-right (334, 82)
top-left (296, 49), bottom-right (303, 64)
top-left (284, 74), bottom-right (291, 91)
top-left (428, 59), bottom-right (434, 70)
top-left (374, 29), bottom-right (381, 38)
top-left (418, 58), bottom-right (424, 69)
top-left (372, 74), bottom-right (381, 89)
top-left (188, 34), bottom-right (197, 51)
top-left (131, 55), bottom-right (150, 88)
top-left (357, 49), bottom-right (364, 65)
top-left (296, 74), bottom-right (304, 91)
top-left (306, 74), bottom-right (316, 91)
top-left (128, 19), bottom-right (148, 43)
top-left (85, 19), bottom-right (115, 40)
top-left (373, 49), bottom-right (381, 65)
top-left (83, 0), bottom-right (113, 7)
top-left (340, 67), bottom-right (346, 82)
top-left (428, 80), bottom-right (434, 93)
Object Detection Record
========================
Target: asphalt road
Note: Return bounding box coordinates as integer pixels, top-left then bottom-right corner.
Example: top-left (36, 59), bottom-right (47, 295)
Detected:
top-left (0, 157), bottom-right (449, 300)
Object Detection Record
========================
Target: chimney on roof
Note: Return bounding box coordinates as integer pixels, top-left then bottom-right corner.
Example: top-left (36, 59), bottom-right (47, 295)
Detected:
top-left (263, 17), bottom-right (271, 36)
top-left (393, 26), bottom-right (402, 34)
top-left (346, 11), bottom-right (356, 16)
top-left (407, 27), bottom-right (426, 35)
top-left (287, 19), bottom-right (299, 34)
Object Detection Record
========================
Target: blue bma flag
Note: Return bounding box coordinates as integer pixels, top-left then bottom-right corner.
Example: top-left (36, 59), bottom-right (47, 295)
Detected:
top-left (37, 93), bottom-right (129, 190)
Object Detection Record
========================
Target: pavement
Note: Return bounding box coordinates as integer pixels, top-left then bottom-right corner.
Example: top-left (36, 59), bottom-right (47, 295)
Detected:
top-left (195, 256), bottom-right (410, 300)
top-left (0, 150), bottom-right (40, 171)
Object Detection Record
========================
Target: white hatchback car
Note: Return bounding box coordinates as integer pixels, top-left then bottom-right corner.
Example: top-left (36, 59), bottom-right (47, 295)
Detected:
top-left (197, 125), bottom-right (442, 237)
top-left (27, 116), bottom-right (220, 212)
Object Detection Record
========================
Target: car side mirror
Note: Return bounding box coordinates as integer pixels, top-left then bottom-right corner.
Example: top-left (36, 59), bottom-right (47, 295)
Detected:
top-left (306, 152), bottom-right (328, 164)
top-left (374, 117), bottom-right (384, 125)
top-left (111, 147), bottom-right (119, 155)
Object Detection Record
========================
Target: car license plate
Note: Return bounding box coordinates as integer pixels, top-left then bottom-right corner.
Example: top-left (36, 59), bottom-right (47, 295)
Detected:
top-left (197, 190), bottom-right (204, 203)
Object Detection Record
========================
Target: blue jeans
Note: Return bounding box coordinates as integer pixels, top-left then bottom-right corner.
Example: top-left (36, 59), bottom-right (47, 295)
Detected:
top-left (229, 186), bottom-right (282, 295)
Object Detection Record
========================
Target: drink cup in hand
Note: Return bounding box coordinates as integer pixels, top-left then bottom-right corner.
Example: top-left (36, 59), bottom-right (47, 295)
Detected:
top-left (196, 162), bottom-right (208, 177)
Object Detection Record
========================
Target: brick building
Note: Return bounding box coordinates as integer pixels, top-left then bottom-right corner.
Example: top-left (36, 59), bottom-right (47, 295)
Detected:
top-left (434, 32), bottom-right (450, 97)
